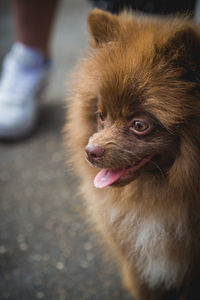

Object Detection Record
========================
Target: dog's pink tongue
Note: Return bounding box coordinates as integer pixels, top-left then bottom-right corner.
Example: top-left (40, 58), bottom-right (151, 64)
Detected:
top-left (94, 168), bottom-right (124, 188)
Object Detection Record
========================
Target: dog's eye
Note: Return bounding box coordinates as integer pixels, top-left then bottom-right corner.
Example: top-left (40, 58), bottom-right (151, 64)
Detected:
top-left (98, 112), bottom-right (105, 121)
top-left (133, 121), bottom-right (148, 131)
top-left (131, 120), bottom-right (150, 135)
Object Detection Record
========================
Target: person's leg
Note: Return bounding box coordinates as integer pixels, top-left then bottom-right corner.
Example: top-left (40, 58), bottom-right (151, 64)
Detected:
top-left (0, 0), bottom-right (59, 139)
top-left (12, 0), bottom-right (59, 57)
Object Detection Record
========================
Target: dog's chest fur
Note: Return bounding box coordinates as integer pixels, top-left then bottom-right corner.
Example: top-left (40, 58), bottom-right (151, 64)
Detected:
top-left (105, 204), bottom-right (188, 289)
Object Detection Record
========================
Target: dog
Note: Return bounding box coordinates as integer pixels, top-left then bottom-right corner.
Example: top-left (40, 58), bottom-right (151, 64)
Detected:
top-left (65, 8), bottom-right (200, 299)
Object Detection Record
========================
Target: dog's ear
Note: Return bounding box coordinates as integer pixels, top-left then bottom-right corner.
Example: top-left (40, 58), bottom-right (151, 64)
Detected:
top-left (162, 25), bottom-right (200, 67)
top-left (88, 9), bottom-right (120, 46)
top-left (159, 25), bottom-right (200, 81)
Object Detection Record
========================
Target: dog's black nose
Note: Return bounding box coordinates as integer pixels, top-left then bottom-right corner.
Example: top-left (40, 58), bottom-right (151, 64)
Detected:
top-left (85, 143), bottom-right (104, 162)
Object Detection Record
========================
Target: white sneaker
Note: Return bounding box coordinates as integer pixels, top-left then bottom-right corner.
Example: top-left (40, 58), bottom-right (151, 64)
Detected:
top-left (0, 42), bottom-right (50, 139)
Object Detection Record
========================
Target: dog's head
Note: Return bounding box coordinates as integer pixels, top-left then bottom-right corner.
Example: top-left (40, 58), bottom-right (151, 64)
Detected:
top-left (83, 9), bottom-right (200, 188)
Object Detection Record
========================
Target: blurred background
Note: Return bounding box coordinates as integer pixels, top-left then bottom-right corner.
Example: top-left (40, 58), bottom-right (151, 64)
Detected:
top-left (0, 0), bottom-right (132, 299)
top-left (0, 0), bottom-right (200, 299)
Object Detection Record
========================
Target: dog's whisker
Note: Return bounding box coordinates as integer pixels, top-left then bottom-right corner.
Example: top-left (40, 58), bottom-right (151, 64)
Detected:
top-left (149, 159), bottom-right (165, 177)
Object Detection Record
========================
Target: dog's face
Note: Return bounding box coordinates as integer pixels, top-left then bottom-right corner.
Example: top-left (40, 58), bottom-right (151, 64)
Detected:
top-left (86, 105), bottom-right (178, 188)
top-left (84, 10), bottom-right (200, 188)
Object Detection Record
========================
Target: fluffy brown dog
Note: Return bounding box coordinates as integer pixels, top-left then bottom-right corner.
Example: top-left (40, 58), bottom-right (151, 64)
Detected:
top-left (66, 8), bottom-right (200, 300)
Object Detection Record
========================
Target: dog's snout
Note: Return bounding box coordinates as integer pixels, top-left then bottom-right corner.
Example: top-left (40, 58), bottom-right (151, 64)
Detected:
top-left (85, 143), bottom-right (104, 162)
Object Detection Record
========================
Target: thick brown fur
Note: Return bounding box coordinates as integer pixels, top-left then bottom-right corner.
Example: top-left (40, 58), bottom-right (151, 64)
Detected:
top-left (65, 9), bottom-right (200, 300)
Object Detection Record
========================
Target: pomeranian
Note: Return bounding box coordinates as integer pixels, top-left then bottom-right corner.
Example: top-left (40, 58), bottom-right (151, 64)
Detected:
top-left (66, 8), bottom-right (200, 300)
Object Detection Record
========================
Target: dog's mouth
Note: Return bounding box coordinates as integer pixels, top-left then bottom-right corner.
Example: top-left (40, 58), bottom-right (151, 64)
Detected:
top-left (94, 154), bottom-right (153, 188)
